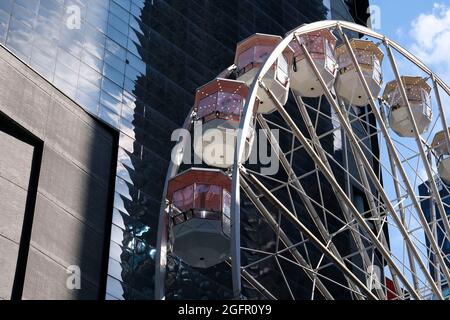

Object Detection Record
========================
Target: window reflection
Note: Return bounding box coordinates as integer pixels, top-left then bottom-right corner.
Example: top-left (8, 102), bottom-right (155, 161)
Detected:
top-left (6, 17), bottom-right (33, 60)
top-left (237, 45), bottom-right (273, 70)
top-left (194, 184), bottom-right (222, 212)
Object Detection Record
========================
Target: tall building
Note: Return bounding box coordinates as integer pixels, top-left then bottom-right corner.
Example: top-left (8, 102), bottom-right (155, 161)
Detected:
top-left (419, 179), bottom-right (450, 297)
top-left (0, 0), bottom-right (371, 300)
top-left (0, 44), bottom-right (117, 299)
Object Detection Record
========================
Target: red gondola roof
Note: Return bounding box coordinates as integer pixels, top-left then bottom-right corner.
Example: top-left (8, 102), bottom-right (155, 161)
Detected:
top-left (167, 168), bottom-right (231, 200)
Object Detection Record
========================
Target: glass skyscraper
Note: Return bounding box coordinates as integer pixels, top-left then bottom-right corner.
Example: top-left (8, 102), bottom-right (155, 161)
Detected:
top-left (419, 179), bottom-right (450, 297)
top-left (0, 0), bottom-right (370, 299)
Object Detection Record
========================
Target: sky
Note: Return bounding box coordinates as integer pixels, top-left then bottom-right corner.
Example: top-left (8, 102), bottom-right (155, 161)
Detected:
top-left (370, 0), bottom-right (450, 83)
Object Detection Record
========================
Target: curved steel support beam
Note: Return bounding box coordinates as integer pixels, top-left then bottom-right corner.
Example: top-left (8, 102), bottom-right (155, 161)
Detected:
top-left (154, 110), bottom-right (193, 300)
top-left (384, 44), bottom-right (450, 246)
top-left (332, 28), bottom-right (444, 298)
top-left (261, 79), bottom-right (421, 299)
top-left (156, 20), bottom-right (450, 300)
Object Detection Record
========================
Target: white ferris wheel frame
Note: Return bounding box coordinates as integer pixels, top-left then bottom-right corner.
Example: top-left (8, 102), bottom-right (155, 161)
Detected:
top-left (154, 20), bottom-right (450, 301)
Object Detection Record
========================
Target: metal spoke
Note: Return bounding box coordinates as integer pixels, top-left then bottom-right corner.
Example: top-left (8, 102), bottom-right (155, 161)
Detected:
top-left (155, 20), bottom-right (450, 301)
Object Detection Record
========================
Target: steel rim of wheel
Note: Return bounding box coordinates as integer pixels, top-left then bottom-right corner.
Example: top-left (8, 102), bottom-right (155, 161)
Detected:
top-left (155, 20), bottom-right (450, 301)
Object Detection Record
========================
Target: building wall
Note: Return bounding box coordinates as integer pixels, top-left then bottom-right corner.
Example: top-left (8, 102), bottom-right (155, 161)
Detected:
top-left (0, 45), bottom-right (117, 299)
top-left (419, 180), bottom-right (450, 287)
top-left (0, 121), bottom-right (35, 300)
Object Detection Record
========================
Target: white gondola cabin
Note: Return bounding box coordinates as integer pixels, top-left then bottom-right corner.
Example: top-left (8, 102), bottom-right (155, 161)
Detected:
top-left (167, 168), bottom-right (231, 268)
top-left (384, 76), bottom-right (432, 137)
top-left (335, 39), bottom-right (384, 106)
top-left (235, 33), bottom-right (293, 114)
top-left (289, 29), bottom-right (338, 97)
top-left (192, 78), bottom-right (257, 168)
top-left (432, 129), bottom-right (450, 184)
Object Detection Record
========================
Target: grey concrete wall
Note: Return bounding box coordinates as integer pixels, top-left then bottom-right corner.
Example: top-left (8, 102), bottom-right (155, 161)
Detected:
top-left (0, 45), bottom-right (117, 300)
top-left (0, 130), bottom-right (34, 300)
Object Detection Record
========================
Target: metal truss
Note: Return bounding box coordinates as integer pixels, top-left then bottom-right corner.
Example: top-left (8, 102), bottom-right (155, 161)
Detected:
top-left (156, 20), bottom-right (450, 300)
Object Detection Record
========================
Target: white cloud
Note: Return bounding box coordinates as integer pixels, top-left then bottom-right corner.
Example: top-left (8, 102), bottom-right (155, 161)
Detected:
top-left (405, 3), bottom-right (450, 122)
top-left (409, 3), bottom-right (450, 83)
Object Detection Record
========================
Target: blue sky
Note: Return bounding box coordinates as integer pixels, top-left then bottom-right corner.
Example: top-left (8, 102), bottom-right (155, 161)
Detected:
top-left (370, 0), bottom-right (450, 82)
top-left (370, 0), bottom-right (437, 42)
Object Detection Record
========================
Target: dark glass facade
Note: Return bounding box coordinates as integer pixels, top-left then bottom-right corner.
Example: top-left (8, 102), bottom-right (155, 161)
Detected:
top-left (0, 0), bottom-right (372, 300)
top-left (419, 179), bottom-right (450, 296)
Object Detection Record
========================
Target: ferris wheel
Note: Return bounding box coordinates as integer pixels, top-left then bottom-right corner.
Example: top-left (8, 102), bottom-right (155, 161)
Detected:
top-left (154, 20), bottom-right (450, 300)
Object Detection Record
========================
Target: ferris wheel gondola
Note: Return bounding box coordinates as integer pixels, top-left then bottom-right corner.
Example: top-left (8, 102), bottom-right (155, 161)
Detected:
top-left (155, 20), bottom-right (450, 301)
